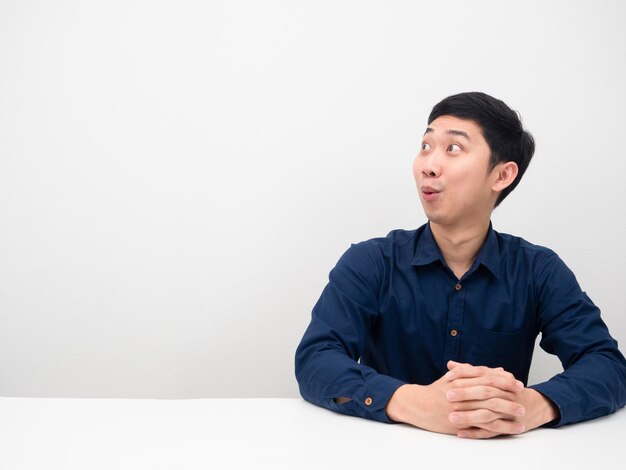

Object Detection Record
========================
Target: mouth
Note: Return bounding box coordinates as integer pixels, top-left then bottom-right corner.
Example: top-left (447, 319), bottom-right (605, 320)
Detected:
top-left (420, 185), bottom-right (441, 201)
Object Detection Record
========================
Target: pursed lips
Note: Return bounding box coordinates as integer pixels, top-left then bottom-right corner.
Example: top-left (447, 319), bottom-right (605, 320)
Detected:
top-left (421, 185), bottom-right (441, 195)
top-left (420, 185), bottom-right (442, 201)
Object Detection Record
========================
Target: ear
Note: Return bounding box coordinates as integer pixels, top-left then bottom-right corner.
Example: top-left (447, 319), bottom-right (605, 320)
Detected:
top-left (491, 161), bottom-right (519, 193)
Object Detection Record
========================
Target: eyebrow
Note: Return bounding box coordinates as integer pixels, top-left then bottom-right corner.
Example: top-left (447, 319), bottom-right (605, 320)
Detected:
top-left (424, 127), bottom-right (471, 141)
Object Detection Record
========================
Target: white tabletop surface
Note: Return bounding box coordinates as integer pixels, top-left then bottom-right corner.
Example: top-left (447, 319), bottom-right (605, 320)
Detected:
top-left (1, 397), bottom-right (624, 470)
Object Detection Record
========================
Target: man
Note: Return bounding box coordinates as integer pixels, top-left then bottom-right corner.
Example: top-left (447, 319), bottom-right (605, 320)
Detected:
top-left (294, 92), bottom-right (626, 439)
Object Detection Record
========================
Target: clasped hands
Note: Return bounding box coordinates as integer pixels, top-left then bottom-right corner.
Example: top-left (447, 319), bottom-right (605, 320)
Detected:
top-left (386, 360), bottom-right (557, 439)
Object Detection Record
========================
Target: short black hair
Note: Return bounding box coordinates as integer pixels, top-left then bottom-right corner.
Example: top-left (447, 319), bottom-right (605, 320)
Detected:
top-left (428, 92), bottom-right (535, 207)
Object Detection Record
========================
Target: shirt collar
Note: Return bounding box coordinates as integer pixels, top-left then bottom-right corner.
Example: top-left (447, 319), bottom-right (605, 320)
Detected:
top-left (411, 222), bottom-right (501, 278)
top-left (474, 223), bottom-right (501, 278)
top-left (411, 223), bottom-right (445, 267)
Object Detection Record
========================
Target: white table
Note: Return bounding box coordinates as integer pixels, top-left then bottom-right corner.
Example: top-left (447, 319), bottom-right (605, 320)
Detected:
top-left (1, 397), bottom-right (624, 469)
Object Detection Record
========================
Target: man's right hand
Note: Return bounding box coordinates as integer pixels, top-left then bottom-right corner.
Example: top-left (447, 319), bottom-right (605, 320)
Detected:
top-left (385, 361), bottom-right (526, 437)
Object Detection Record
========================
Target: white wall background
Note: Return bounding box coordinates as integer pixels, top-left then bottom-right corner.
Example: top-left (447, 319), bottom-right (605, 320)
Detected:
top-left (1, 0), bottom-right (624, 398)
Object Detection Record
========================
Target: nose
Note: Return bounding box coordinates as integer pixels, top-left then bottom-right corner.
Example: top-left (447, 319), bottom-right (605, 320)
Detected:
top-left (416, 151), bottom-right (441, 178)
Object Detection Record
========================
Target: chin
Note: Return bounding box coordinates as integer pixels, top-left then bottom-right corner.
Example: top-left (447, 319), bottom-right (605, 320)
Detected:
top-left (423, 212), bottom-right (444, 224)
top-left (425, 212), bottom-right (455, 227)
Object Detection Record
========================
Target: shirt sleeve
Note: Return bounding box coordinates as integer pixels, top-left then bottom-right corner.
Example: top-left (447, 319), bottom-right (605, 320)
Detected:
top-left (294, 241), bottom-right (406, 423)
top-left (529, 252), bottom-right (626, 426)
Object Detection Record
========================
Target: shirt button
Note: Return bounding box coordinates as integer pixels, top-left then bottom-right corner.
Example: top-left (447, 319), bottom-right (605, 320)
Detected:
top-left (450, 329), bottom-right (458, 337)
top-left (364, 397), bottom-right (373, 406)
top-left (455, 283), bottom-right (462, 291)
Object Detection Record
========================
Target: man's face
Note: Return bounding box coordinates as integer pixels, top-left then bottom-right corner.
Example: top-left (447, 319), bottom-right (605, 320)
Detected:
top-left (413, 115), bottom-right (499, 228)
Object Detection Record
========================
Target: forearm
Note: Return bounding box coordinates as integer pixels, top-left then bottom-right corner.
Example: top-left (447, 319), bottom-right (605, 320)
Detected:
top-left (533, 253), bottom-right (626, 425)
top-left (296, 346), bottom-right (405, 422)
top-left (530, 350), bottom-right (626, 426)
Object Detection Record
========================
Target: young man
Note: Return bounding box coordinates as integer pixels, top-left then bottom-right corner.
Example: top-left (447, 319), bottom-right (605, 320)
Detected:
top-left (294, 92), bottom-right (626, 439)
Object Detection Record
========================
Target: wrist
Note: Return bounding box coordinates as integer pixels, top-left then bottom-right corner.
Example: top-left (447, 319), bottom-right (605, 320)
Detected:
top-left (521, 388), bottom-right (559, 429)
top-left (385, 384), bottom-right (423, 423)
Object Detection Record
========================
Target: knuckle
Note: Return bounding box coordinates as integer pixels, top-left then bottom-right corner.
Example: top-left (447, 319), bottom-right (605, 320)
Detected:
top-left (452, 389), bottom-right (465, 400)
top-left (455, 412), bottom-right (469, 425)
top-left (486, 397), bottom-right (500, 410)
top-left (488, 419), bottom-right (520, 434)
top-left (486, 419), bottom-right (507, 433)
top-left (477, 409), bottom-right (495, 422)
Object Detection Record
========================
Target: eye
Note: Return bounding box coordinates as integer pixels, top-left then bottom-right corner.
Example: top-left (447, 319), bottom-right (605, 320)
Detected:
top-left (421, 142), bottom-right (431, 151)
top-left (447, 144), bottom-right (462, 152)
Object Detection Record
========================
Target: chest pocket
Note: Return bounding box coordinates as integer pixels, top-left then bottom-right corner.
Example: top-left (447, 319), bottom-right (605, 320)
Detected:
top-left (469, 328), bottom-right (536, 385)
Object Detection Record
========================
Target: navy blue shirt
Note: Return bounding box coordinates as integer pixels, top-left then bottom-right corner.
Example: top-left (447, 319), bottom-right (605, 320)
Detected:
top-left (295, 223), bottom-right (626, 425)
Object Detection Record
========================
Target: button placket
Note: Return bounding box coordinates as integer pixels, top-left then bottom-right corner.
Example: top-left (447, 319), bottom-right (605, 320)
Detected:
top-left (443, 280), bottom-right (465, 368)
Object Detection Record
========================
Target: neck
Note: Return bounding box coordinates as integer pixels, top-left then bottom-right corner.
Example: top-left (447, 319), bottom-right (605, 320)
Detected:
top-left (429, 219), bottom-right (491, 279)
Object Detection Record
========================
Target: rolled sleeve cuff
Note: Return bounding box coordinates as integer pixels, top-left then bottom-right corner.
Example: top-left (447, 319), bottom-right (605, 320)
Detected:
top-left (332, 374), bottom-right (406, 423)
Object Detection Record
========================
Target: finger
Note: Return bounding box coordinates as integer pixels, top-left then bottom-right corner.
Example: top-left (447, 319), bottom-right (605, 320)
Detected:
top-left (449, 404), bottom-right (524, 427)
top-left (457, 427), bottom-right (501, 439)
top-left (446, 364), bottom-right (516, 381)
top-left (456, 418), bottom-right (525, 436)
top-left (449, 374), bottom-right (524, 394)
top-left (449, 408), bottom-right (503, 426)
top-left (451, 398), bottom-right (526, 418)
top-left (446, 360), bottom-right (471, 371)
top-left (472, 418), bottom-right (525, 436)
top-left (445, 362), bottom-right (477, 378)
top-left (447, 385), bottom-right (520, 403)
